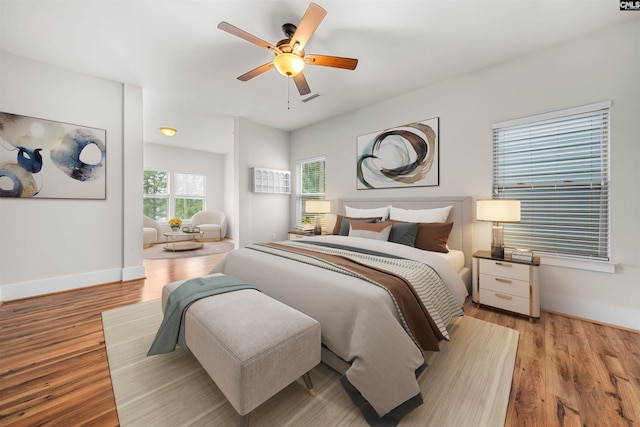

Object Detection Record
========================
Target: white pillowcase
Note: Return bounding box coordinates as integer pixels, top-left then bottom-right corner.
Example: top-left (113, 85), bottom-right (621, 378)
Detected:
top-left (389, 205), bottom-right (453, 223)
top-left (344, 205), bottom-right (390, 220)
top-left (349, 222), bottom-right (393, 241)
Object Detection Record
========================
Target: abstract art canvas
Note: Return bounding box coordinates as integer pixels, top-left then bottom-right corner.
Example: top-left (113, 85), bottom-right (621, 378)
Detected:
top-left (356, 117), bottom-right (439, 189)
top-left (0, 112), bottom-right (106, 199)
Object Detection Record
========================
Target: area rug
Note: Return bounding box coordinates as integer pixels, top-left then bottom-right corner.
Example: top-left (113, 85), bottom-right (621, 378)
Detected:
top-left (102, 300), bottom-right (519, 427)
top-left (143, 240), bottom-right (234, 259)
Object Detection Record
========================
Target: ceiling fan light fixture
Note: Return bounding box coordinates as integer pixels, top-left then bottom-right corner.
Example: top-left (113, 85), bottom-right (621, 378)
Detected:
top-left (160, 127), bottom-right (177, 137)
top-left (273, 53), bottom-right (305, 77)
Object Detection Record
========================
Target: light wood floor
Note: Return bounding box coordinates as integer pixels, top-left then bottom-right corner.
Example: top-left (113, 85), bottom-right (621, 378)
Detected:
top-left (0, 253), bottom-right (638, 426)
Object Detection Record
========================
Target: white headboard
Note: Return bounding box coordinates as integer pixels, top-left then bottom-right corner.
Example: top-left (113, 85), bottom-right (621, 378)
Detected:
top-left (337, 197), bottom-right (473, 269)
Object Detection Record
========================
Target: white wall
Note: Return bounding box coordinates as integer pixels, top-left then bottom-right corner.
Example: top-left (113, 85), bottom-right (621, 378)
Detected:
top-left (143, 143), bottom-right (226, 232)
top-left (223, 152), bottom-right (235, 240)
top-left (0, 52), bottom-right (145, 300)
top-left (290, 20), bottom-right (640, 330)
top-left (122, 84), bottom-right (146, 281)
top-left (235, 118), bottom-right (291, 247)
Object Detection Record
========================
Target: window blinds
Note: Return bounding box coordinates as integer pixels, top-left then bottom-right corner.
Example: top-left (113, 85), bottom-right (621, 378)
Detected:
top-left (492, 101), bottom-right (610, 260)
top-left (296, 158), bottom-right (326, 225)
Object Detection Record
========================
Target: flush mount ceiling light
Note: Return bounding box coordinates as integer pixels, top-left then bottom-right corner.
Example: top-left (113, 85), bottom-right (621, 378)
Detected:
top-left (160, 127), bottom-right (177, 137)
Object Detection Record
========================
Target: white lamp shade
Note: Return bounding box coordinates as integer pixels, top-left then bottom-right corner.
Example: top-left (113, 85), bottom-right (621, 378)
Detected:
top-left (476, 199), bottom-right (521, 223)
top-left (305, 200), bottom-right (331, 214)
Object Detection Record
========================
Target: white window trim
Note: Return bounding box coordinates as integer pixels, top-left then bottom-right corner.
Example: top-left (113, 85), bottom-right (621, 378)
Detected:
top-left (492, 100), bottom-right (612, 268)
top-left (144, 169), bottom-right (206, 224)
top-left (538, 253), bottom-right (616, 273)
top-left (493, 100), bottom-right (611, 130)
top-left (172, 171), bottom-right (206, 223)
top-left (295, 156), bottom-right (326, 226)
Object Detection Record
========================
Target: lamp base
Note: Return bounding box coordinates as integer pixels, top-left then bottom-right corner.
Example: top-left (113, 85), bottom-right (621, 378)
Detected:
top-left (491, 245), bottom-right (504, 258)
top-left (491, 224), bottom-right (505, 258)
top-left (314, 217), bottom-right (322, 235)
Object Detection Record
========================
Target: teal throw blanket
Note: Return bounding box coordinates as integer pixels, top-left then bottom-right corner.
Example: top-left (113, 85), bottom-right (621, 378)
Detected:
top-left (147, 274), bottom-right (257, 356)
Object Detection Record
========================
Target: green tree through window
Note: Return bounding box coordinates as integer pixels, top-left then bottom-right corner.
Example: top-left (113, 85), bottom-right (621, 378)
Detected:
top-left (143, 170), bottom-right (169, 221)
top-left (296, 158), bottom-right (326, 225)
top-left (143, 170), bottom-right (206, 222)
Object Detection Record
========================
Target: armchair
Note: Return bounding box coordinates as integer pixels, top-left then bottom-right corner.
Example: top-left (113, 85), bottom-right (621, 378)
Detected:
top-left (143, 215), bottom-right (162, 248)
top-left (190, 210), bottom-right (227, 242)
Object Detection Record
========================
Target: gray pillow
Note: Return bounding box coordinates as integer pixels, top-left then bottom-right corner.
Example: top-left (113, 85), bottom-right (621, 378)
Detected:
top-left (378, 221), bottom-right (419, 247)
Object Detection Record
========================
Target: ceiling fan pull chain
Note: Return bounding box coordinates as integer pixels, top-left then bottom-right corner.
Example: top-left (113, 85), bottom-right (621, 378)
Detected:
top-left (287, 77), bottom-right (291, 110)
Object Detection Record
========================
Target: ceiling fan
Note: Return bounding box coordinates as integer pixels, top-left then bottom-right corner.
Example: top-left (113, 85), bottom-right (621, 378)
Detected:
top-left (217, 2), bottom-right (358, 96)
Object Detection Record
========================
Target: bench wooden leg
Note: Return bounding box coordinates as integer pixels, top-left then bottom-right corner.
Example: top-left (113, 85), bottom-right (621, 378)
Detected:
top-left (240, 413), bottom-right (249, 427)
top-left (302, 371), bottom-right (316, 397)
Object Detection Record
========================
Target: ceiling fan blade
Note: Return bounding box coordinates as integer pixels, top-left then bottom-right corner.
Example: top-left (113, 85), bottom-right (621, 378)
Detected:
top-left (293, 73), bottom-right (311, 95)
top-left (237, 62), bottom-right (275, 81)
top-left (217, 21), bottom-right (280, 53)
top-left (305, 54), bottom-right (358, 70)
top-left (291, 2), bottom-right (327, 51)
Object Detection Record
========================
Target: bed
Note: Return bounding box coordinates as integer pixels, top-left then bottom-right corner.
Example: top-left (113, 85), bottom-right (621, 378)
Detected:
top-left (209, 197), bottom-right (473, 425)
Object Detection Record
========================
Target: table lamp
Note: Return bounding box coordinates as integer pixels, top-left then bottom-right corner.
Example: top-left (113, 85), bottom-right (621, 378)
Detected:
top-left (305, 200), bottom-right (331, 235)
top-left (476, 199), bottom-right (521, 257)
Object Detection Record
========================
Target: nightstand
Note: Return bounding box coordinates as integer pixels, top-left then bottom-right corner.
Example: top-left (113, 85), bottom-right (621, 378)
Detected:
top-left (287, 230), bottom-right (329, 240)
top-left (472, 250), bottom-right (540, 322)
top-left (288, 230), bottom-right (313, 240)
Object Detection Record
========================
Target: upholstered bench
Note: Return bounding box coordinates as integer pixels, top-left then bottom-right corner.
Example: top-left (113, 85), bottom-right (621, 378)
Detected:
top-left (163, 278), bottom-right (321, 427)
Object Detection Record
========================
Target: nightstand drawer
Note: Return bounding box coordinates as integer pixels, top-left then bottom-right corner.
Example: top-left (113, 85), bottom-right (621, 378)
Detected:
top-left (479, 258), bottom-right (530, 281)
top-left (479, 274), bottom-right (530, 298)
top-left (480, 291), bottom-right (530, 316)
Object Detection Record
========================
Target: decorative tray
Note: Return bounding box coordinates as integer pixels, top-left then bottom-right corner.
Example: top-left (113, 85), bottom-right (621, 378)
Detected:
top-left (182, 227), bottom-right (201, 233)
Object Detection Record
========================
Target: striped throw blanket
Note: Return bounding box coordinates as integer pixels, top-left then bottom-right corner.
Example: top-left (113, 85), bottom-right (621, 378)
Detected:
top-left (248, 241), bottom-right (463, 352)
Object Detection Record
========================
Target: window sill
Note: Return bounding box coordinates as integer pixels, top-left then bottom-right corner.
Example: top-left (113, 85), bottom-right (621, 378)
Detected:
top-left (539, 254), bottom-right (616, 274)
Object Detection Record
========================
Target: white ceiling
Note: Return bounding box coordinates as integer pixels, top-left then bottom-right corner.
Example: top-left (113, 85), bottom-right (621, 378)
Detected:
top-left (1, 1), bottom-right (636, 154)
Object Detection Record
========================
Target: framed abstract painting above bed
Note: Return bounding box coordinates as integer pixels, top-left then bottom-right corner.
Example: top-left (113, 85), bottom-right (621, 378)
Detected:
top-left (202, 196), bottom-right (473, 426)
top-left (356, 117), bottom-right (439, 189)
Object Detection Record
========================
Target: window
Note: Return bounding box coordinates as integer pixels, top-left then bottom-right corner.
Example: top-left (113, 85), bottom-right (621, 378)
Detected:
top-left (492, 101), bottom-right (610, 260)
top-left (143, 170), bottom-right (169, 221)
top-left (174, 172), bottom-right (205, 219)
top-left (296, 157), bottom-right (326, 225)
top-left (143, 170), bottom-right (206, 222)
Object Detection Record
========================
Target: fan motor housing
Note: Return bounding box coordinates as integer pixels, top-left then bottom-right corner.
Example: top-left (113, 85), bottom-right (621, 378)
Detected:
top-left (276, 38), bottom-right (304, 57)
top-left (282, 23), bottom-right (297, 38)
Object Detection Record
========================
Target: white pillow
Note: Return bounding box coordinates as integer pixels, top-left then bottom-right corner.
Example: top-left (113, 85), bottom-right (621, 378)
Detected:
top-left (349, 221), bottom-right (393, 241)
top-left (344, 205), bottom-right (390, 220)
top-left (389, 205), bottom-right (453, 223)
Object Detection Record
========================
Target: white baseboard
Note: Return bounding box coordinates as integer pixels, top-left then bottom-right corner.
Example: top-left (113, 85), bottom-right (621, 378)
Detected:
top-left (122, 265), bottom-right (146, 282)
top-left (542, 295), bottom-right (640, 331)
top-left (0, 266), bottom-right (144, 302)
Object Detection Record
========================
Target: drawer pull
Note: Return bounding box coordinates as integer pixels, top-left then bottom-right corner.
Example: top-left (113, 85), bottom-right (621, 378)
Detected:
top-left (495, 262), bottom-right (511, 267)
top-left (495, 293), bottom-right (513, 300)
top-left (495, 278), bottom-right (513, 284)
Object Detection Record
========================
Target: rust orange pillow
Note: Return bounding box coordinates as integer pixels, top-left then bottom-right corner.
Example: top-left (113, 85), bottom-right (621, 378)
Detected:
top-left (331, 215), bottom-right (383, 235)
top-left (413, 222), bottom-right (454, 253)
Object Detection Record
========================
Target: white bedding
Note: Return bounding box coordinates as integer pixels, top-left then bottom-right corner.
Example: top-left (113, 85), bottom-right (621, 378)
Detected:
top-left (210, 235), bottom-right (467, 423)
top-left (433, 248), bottom-right (466, 275)
top-left (301, 235), bottom-right (469, 304)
